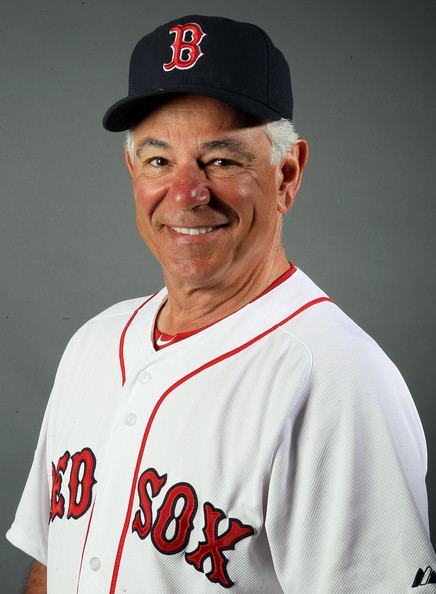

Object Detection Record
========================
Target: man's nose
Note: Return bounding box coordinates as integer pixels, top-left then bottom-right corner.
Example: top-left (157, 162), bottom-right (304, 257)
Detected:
top-left (166, 165), bottom-right (210, 209)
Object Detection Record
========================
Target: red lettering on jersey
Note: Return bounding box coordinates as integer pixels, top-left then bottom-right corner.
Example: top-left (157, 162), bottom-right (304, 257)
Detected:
top-left (163, 23), bottom-right (206, 72)
top-left (132, 468), bottom-right (167, 539)
top-left (185, 502), bottom-right (255, 588)
top-left (152, 482), bottom-right (198, 555)
top-left (131, 470), bottom-right (255, 587)
top-left (50, 451), bottom-right (70, 521)
top-left (67, 448), bottom-right (97, 519)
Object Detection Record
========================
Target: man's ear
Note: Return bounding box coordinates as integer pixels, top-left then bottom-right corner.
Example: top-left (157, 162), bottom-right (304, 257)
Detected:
top-left (276, 138), bottom-right (309, 214)
top-left (124, 145), bottom-right (134, 176)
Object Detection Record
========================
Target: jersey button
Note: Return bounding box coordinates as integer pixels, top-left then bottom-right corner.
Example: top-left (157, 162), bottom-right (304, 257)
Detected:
top-left (89, 557), bottom-right (101, 571)
top-left (125, 412), bottom-right (137, 426)
top-left (138, 370), bottom-right (152, 384)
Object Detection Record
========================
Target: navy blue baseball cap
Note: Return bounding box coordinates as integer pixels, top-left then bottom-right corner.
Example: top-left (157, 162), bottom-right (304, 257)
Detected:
top-left (103, 15), bottom-right (293, 131)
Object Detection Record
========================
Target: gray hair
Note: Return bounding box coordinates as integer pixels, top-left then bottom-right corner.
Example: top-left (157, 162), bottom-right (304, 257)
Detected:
top-left (125, 117), bottom-right (298, 166)
top-left (264, 119), bottom-right (299, 165)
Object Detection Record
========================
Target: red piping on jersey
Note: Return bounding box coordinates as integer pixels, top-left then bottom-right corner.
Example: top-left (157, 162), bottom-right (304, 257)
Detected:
top-left (109, 295), bottom-right (333, 592)
top-left (75, 499), bottom-right (96, 594)
top-left (119, 293), bottom-right (157, 386)
top-left (251, 262), bottom-right (296, 303)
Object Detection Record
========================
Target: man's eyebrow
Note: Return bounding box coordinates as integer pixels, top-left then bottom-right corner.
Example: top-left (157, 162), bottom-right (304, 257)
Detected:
top-left (135, 136), bottom-right (256, 160)
top-left (201, 138), bottom-right (255, 160)
top-left (136, 136), bottom-right (170, 157)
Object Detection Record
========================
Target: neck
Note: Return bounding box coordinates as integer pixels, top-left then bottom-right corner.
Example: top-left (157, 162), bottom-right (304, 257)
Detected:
top-left (157, 251), bottom-right (290, 334)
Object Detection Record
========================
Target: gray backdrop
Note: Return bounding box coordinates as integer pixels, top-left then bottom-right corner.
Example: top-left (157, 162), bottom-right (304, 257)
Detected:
top-left (1, 0), bottom-right (435, 590)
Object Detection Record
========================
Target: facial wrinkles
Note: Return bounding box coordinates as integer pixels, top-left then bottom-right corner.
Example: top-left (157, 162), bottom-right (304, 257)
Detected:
top-left (132, 101), bottom-right (281, 242)
top-left (134, 130), bottom-right (266, 226)
top-left (135, 103), bottom-right (265, 163)
top-left (136, 136), bottom-right (169, 161)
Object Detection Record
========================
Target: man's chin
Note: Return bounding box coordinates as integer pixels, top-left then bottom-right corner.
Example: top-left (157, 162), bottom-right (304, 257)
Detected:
top-left (162, 258), bottom-right (231, 289)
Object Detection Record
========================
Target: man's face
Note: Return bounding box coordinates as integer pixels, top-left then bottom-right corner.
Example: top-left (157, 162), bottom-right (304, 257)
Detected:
top-left (127, 95), bottom-right (297, 288)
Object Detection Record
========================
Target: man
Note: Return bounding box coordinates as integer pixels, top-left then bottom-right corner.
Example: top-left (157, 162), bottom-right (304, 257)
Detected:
top-left (7, 14), bottom-right (436, 594)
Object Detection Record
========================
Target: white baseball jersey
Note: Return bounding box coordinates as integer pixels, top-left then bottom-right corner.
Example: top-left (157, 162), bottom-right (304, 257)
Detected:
top-left (7, 267), bottom-right (436, 593)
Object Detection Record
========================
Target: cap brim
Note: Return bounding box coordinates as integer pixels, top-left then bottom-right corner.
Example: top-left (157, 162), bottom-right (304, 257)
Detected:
top-left (102, 86), bottom-right (282, 131)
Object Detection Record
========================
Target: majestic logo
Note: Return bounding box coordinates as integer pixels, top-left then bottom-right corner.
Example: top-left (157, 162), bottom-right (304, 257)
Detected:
top-left (163, 23), bottom-right (206, 72)
top-left (132, 467), bottom-right (255, 588)
top-left (412, 566), bottom-right (436, 587)
top-left (50, 448), bottom-right (97, 522)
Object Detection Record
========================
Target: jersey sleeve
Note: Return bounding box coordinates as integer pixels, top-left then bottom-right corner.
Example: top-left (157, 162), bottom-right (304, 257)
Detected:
top-left (265, 340), bottom-right (436, 593)
top-left (6, 397), bottom-right (51, 565)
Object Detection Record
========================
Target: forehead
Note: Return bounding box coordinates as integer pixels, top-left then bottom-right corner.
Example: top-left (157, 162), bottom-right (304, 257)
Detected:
top-left (133, 94), bottom-right (264, 141)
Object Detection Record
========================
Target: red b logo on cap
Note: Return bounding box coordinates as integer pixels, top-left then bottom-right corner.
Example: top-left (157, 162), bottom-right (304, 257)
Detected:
top-left (163, 23), bottom-right (206, 71)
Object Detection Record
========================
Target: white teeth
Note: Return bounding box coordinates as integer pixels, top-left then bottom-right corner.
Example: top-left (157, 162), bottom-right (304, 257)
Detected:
top-left (171, 226), bottom-right (215, 235)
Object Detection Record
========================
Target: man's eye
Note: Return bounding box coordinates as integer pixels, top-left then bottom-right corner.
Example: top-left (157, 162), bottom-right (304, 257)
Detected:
top-left (210, 158), bottom-right (239, 167)
top-left (145, 157), bottom-right (169, 167)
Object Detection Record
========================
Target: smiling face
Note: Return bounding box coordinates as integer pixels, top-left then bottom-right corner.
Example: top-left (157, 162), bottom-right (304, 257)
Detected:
top-left (126, 95), bottom-right (305, 290)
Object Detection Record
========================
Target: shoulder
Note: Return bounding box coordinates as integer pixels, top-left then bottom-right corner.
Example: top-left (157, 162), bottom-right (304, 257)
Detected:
top-left (255, 267), bottom-right (396, 381)
top-left (287, 296), bottom-right (401, 389)
top-left (271, 269), bottom-right (397, 378)
top-left (89, 295), bottom-right (156, 323)
top-left (267, 268), bottom-right (424, 435)
top-left (274, 273), bottom-right (426, 471)
top-left (57, 294), bottom-right (159, 362)
top-left (286, 293), bottom-right (411, 415)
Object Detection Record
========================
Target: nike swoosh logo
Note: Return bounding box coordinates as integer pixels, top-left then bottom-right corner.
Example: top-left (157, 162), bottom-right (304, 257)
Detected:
top-left (156, 334), bottom-right (176, 347)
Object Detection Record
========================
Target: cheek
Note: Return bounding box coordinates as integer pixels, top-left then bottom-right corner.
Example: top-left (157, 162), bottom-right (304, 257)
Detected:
top-left (132, 186), bottom-right (155, 238)
top-left (133, 178), bottom-right (151, 204)
top-left (219, 176), bottom-right (274, 225)
top-left (235, 182), bottom-right (253, 200)
top-left (132, 178), bottom-right (164, 215)
top-left (215, 176), bottom-right (257, 209)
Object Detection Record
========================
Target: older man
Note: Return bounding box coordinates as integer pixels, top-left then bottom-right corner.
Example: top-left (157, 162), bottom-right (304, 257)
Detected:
top-left (7, 15), bottom-right (435, 594)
